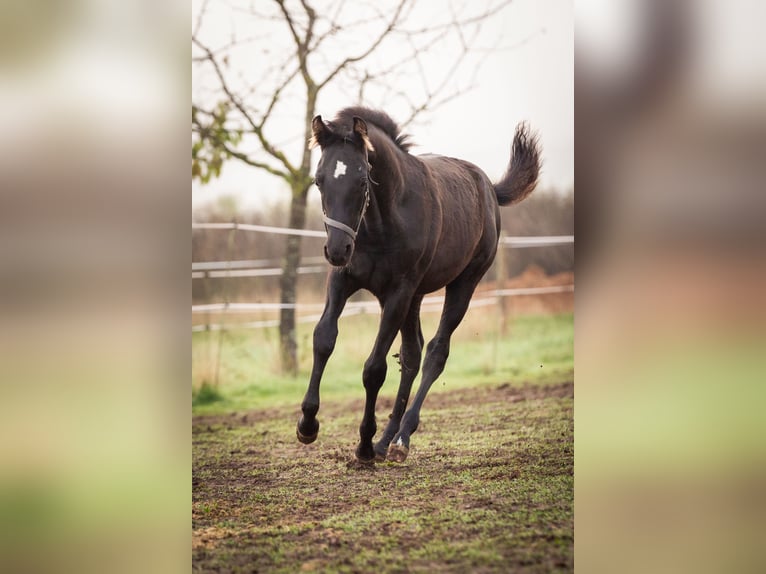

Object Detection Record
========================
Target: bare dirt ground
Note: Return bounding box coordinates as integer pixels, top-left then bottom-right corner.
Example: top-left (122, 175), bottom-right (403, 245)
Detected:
top-left (193, 380), bottom-right (573, 573)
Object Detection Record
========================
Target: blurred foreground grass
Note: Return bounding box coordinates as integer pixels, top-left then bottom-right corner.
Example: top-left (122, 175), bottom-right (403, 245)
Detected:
top-left (192, 311), bottom-right (574, 414)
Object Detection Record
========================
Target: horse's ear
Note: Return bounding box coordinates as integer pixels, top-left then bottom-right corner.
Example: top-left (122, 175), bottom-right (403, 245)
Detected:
top-left (309, 115), bottom-right (329, 149)
top-left (353, 116), bottom-right (375, 152)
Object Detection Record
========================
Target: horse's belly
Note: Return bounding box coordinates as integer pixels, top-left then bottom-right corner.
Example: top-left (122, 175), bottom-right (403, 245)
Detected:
top-left (416, 212), bottom-right (498, 293)
top-left (417, 250), bottom-right (477, 293)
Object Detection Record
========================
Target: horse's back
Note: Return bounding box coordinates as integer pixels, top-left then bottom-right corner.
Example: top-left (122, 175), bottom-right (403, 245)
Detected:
top-left (418, 153), bottom-right (497, 214)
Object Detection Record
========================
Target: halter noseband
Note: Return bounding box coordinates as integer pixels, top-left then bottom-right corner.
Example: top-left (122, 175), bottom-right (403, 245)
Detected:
top-left (321, 168), bottom-right (372, 241)
top-left (323, 212), bottom-right (363, 240)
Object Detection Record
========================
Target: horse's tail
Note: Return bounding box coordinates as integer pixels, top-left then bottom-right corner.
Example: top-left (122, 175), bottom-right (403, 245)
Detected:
top-left (494, 122), bottom-right (541, 206)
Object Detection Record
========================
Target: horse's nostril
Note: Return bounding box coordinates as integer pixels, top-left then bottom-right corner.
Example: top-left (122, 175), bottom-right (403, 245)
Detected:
top-left (344, 244), bottom-right (351, 256)
top-left (324, 245), bottom-right (329, 259)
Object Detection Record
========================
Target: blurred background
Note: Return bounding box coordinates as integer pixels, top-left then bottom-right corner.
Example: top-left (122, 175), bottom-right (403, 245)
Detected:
top-left (576, 0), bottom-right (766, 572)
top-left (0, 1), bottom-right (188, 573)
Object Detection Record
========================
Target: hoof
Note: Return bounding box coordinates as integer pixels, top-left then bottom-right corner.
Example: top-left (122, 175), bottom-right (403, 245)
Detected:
top-left (354, 454), bottom-right (376, 466)
top-left (373, 441), bottom-right (389, 462)
top-left (296, 419), bottom-right (319, 444)
top-left (296, 427), bottom-right (317, 444)
top-left (355, 445), bottom-right (376, 464)
top-left (387, 441), bottom-right (409, 463)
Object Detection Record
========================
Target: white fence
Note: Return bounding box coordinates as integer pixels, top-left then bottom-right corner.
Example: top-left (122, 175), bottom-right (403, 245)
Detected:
top-left (193, 221), bottom-right (573, 248)
top-left (192, 221), bottom-right (326, 237)
top-left (192, 222), bottom-right (573, 331)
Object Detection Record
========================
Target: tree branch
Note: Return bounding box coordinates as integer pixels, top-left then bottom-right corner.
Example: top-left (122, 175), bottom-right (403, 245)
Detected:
top-left (193, 35), bottom-right (297, 177)
top-left (192, 119), bottom-right (290, 181)
top-left (274, 0), bottom-right (317, 90)
top-left (260, 66), bottom-right (302, 131)
top-left (399, 14), bottom-right (483, 127)
top-left (342, 0), bottom-right (502, 128)
top-left (396, 0), bottom-right (512, 36)
top-left (317, 0), bottom-right (410, 89)
top-left (193, 0), bottom-right (210, 38)
top-left (307, 3), bottom-right (388, 54)
top-left (218, 143), bottom-right (291, 180)
top-left (194, 0), bottom-right (521, 183)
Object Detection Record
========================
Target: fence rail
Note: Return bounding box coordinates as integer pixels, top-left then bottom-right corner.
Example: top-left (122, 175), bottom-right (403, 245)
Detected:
top-left (193, 256), bottom-right (326, 271)
top-left (192, 221), bottom-right (326, 237)
top-left (192, 222), bottom-right (573, 332)
top-left (192, 285), bottom-right (573, 314)
top-left (192, 266), bottom-right (327, 279)
top-left (499, 235), bottom-right (574, 248)
top-left (193, 221), bottom-right (573, 248)
top-left (192, 285), bottom-right (574, 331)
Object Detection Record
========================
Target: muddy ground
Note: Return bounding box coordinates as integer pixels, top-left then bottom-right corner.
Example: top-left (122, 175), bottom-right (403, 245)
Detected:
top-left (193, 381), bottom-right (573, 573)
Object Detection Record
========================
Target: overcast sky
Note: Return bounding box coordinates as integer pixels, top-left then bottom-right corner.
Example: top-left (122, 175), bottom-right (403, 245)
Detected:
top-left (192, 0), bottom-right (573, 213)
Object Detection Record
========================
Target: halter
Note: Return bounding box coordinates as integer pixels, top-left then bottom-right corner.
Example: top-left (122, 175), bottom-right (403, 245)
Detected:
top-left (321, 165), bottom-right (372, 241)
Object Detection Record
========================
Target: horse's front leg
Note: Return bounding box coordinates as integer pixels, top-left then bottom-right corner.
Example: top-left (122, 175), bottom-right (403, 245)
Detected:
top-left (356, 287), bottom-right (415, 462)
top-left (297, 270), bottom-right (357, 444)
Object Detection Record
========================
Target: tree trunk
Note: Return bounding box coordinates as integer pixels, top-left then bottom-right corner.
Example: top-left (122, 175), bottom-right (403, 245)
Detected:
top-left (279, 184), bottom-right (309, 375)
top-left (279, 84), bottom-right (317, 375)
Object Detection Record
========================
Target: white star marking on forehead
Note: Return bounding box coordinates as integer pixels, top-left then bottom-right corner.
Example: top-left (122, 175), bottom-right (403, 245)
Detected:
top-left (333, 160), bottom-right (347, 179)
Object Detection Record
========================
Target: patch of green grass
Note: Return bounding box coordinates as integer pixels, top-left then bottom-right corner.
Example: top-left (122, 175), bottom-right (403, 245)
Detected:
top-left (192, 311), bottom-right (573, 415)
top-left (192, 381), bottom-right (223, 406)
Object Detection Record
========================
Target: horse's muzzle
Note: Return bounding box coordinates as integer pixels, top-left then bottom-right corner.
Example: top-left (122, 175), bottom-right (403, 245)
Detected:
top-left (324, 239), bottom-right (354, 267)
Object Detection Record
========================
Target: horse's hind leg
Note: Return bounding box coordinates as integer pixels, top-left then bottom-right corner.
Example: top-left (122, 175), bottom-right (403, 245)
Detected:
top-left (373, 295), bottom-right (424, 461)
top-left (388, 268), bottom-right (488, 463)
top-left (297, 271), bottom-right (357, 444)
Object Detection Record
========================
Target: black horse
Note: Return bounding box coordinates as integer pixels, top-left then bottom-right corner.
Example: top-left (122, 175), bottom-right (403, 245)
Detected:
top-left (297, 107), bottom-right (540, 463)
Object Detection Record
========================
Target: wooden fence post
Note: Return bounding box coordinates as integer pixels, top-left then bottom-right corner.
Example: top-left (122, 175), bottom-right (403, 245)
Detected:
top-left (497, 233), bottom-right (510, 338)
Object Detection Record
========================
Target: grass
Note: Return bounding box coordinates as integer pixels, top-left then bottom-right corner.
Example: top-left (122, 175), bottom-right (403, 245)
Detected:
top-left (192, 382), bottom-right (224, 406)
top-left (192, 310), bottom-right (573, 572)
top-left (192, 381), bottom-right (573, 573)
top-left (192, 310), bottom-right (573, 414)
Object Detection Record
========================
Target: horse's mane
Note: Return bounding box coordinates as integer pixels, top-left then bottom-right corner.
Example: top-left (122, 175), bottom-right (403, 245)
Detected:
top-left (334, 106), bottom-right (413, 153)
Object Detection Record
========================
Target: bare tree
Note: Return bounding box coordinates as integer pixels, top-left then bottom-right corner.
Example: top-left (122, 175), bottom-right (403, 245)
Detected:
top-left (192, 0), bottom-right (514, 374)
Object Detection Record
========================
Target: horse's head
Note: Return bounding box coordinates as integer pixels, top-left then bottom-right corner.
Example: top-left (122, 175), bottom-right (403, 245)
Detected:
top-left (310, 115), bottom-right (374, 267)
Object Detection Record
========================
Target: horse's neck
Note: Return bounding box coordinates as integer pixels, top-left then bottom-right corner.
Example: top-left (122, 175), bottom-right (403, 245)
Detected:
top-left (360, 137), bottom-right (408, 240)
top-left (370, 141), bottom-right (405, 203)
top-left (362, 183), bottom-right (390, 238)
